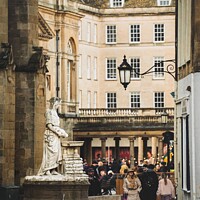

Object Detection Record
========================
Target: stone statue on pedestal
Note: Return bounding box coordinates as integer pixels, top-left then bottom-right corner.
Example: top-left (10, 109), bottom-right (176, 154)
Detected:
top-left (23, 97), bottom-right (89, 200)
top-left (38, 97), bottom-right (68, 176)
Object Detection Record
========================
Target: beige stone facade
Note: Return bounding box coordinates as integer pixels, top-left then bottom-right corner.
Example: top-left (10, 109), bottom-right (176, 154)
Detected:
top-left (0, 0), bottom-right (175, 190)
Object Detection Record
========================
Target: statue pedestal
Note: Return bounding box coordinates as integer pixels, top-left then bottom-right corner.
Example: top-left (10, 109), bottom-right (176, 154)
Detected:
top-left (23, 141), bottom-right (89, 200)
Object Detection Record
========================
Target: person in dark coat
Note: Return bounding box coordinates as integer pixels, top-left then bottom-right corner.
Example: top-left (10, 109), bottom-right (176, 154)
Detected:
top-left (159, 162), bottom-right (168, 172)
top-left (87, 168), bottom-right (101, 196)
top-left (139, 164), bottom-right (159, 200)
top-left (111, 158), bottom-right (120, 173)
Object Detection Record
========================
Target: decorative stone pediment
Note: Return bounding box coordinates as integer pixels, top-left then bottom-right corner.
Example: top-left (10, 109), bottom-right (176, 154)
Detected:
top-left (38, 12), bottom-right (55, 41)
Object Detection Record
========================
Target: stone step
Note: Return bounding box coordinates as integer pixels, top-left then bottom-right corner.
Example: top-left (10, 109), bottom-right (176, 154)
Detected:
top-left (88, 195), bottom-right (122, 200)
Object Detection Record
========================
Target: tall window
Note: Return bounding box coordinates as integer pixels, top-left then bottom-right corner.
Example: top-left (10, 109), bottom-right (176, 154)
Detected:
top-left (130, 92), bottom-right (140, 108)
top-left (106, 58), bottom-right (117, 79)
top-left (79, 54), bottom-right (82, 78)
top-left (87, 56), bottom-right (91, 79)
top-left (94, 24), bottom-right (97, 43)
top-left (153, 57), bottom-right (164, 78)
top-left (106, 25), bottom-right (116, 44)
top-left (157, 0), bottom-right (171, 6)
top-left (130, 57), bottom-right (140, 79)
top-left (87, 22), bottom-right (91, 42)
top-left (154, 24), bottom-right (165, 42)
top-left (154, 92), bottom-right (164, 108)
top-left (94, 57), bottom-right (97, 80)
top-left (79, 90), bottom-right (82, 108)
top-left (79, 21), bottom-right (82, 40)
top-left (67, 61), bottom-right (71, 102)
top-left (181, 115), bottom-right (191, 192)
top-left (106, 93), bottom-right (117, 108)
top-left (93, 91), bottom-right (97, 108)
top-left (130, 24), bottom-right (140, 43)
top-left (87, 91), bottom-right (91, 108)
top-left (110, 0), bottom-right (124, 7)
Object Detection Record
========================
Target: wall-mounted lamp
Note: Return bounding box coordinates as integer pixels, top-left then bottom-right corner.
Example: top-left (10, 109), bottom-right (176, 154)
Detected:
top-left (118, 55), bottom-right (177, 90)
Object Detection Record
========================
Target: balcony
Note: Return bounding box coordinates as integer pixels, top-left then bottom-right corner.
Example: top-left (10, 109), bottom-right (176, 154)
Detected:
top-left (60, 107), bottom-right (174, 135)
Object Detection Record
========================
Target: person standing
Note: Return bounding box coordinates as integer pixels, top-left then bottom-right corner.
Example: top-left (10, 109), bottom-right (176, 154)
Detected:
top-left (123, 168), bottom-right (142, 200)
top-left (38, 97), bottom-right (68, 175)
top-left (139, 164), bottom-right (159, 200)
top-left (157, 173), bottom-right (175, 200)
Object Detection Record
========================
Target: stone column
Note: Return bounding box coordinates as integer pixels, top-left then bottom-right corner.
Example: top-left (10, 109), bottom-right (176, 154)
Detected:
top-left (114, 137), bottom-right (121, 162)
top-left (138, 137), bottom-right (143, 163)
top-left (158, 137), bottom-right (163, 162)
top-left (84, 138), bottom-right (92, 165)
top-left (151, 137), bottom-right (157, 161)
top-left (100, 137), bottom-right (107, 159)
top-left (142, 136), bottom-right (149, 160)
top-left (129, 137), bottom-right (136, 168)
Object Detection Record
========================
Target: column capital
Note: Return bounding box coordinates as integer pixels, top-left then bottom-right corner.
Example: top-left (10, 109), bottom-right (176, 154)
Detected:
top-left (114, 136), bottom-right (121, 141)
top-left (142, 136), bottom-right (149, 141)
top-left (158, 136), bottom-right (163, 142)
top-left (128, 136), bottom-right (136, 141)
top-left (100, 137), bottom-right (107, 141)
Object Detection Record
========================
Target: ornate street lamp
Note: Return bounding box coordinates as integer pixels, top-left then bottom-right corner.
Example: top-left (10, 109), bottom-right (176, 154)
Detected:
top-left (118, 55), bottom-right (177, 89)
top-left (118, 55), bottom-right (133, 90)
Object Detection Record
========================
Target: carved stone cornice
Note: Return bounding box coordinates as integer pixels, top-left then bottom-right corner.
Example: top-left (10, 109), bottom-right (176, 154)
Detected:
top-left (38, 12), bottom-right (55, 41)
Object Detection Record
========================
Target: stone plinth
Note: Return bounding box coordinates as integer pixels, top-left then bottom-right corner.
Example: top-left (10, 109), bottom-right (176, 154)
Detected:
top-left (23, 141), bottom-right (89, 200)
top-left (23, 175), bottom-right (89, 200)
top-left (62, 141), bottom-right (86, 177)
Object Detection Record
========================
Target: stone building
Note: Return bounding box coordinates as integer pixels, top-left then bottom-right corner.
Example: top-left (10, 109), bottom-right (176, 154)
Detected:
top-left (176, 0), bottom-right (200, 199)
top-left (0, 0), bottom-right (175, 195)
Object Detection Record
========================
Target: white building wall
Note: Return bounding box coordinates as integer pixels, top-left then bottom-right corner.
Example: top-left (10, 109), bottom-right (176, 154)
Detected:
top-left (176, 73), bottom-right (200, 199)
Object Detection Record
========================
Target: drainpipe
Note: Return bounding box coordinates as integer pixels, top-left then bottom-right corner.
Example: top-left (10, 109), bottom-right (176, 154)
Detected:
top-left (56, 29), bottom-right (60, 98)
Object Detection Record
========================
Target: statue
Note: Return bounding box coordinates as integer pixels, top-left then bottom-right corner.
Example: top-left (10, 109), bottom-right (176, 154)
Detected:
top-left (38, 97), bottom-right (68, 175)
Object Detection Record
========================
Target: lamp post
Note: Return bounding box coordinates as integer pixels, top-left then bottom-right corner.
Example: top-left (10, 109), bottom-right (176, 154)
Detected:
top-left (118, 55), bottom-right (177, 90)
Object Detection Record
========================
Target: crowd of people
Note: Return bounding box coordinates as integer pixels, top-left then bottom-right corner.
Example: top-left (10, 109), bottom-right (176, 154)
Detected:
top-left (84, 157), bottom-right (175, 200)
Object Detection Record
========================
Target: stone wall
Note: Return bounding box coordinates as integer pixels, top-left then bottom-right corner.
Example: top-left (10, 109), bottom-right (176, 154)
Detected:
top-left (0, 0), bottom-right (16, 186)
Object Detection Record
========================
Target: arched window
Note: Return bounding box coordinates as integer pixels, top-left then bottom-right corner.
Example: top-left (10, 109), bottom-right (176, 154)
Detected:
top-left (67, 40), bottom-right (73, 54)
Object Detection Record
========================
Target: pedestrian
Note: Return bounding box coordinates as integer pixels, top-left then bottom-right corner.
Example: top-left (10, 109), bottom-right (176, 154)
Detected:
top-left (87, 168), bottom-right (101, 196)
top-left (120, 158), bottom-right (129, 175)
top-left (99, 169), bottom-right (110, 195)
top-left (123, 168), bottom-right (142, 200)
top-left (157, 173), bottom-right (175, 200)
top-left (139, 164), bottom-right (159, 200)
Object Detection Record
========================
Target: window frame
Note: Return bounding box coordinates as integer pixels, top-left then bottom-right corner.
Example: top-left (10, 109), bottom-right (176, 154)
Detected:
top-left (130, 92), bottom-right (141, 108)
top-left (94, 57), bottom-right (97, 80)
top-left (106, 25), bottom-right (117, 44)
top-left (106, 58), bottom-right (117, 80)
top-left (94, 24), bottom-right (97, 43)
top-left (78, 54), bottom-right (82, 79)
top-left (129, 24), bottom-right (141, 43)
top-left (157, 0), bottom-right (171, 6)
top-left (110, 0), bottom-right (124, 7)
top-left (106, 92), bottom-right (117, 109)
top-left (154, 92), bottom-right (165, 109)
top-left (154, 23), bottom-right (165, 43)
top-left (87, 55), bottom-right (91, 80)
top-left (130, 57), bottom-right (141, 80)
top-left (87, 22), bottom-right (91, 42)
top-left (153, 56), bottom-right (165, 79)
